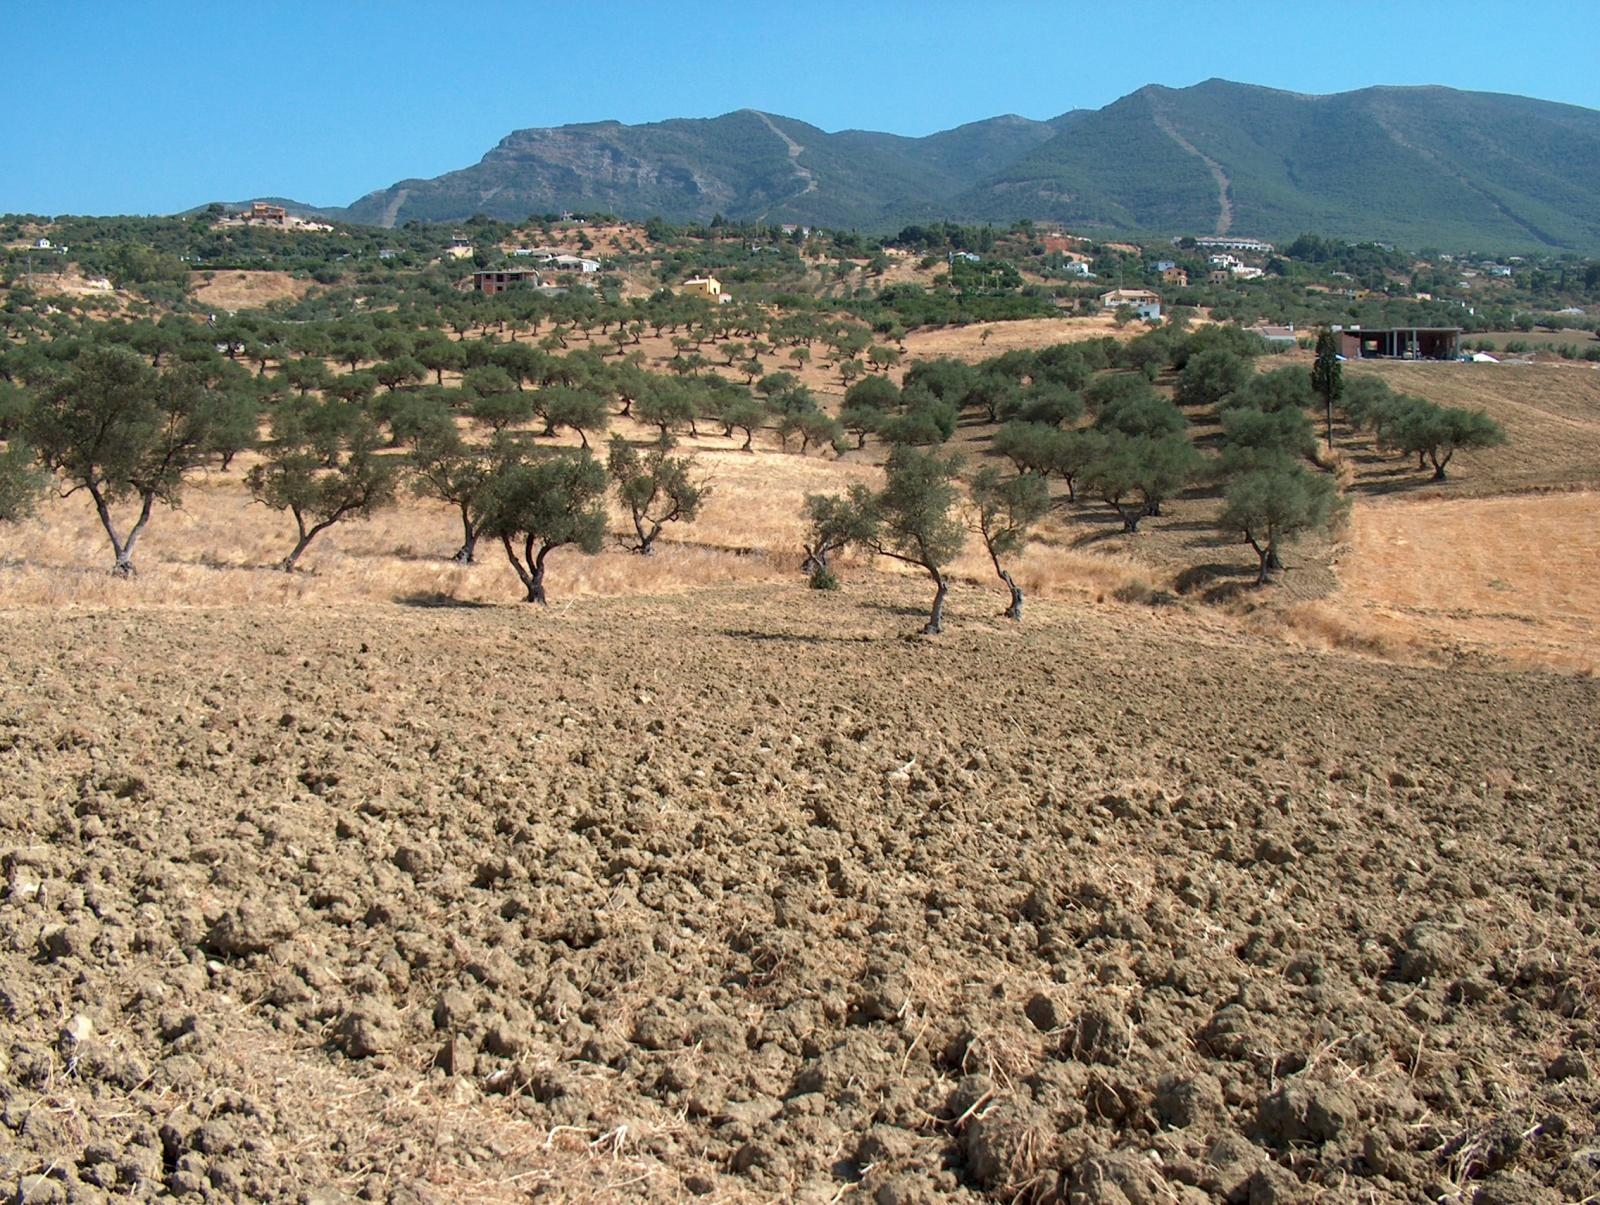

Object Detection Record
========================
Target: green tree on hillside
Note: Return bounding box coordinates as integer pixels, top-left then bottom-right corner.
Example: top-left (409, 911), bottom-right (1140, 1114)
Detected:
top-left (799, 485), bottom-right (879, 589)
top-left (1388, 405), bottom-right (1506, 480)
top-left (247, 400), bottom-right (398, 572)
top-left (866, 446), bottom-right (965, 634)
top-left (607, 435), bottom-right (708, 555)
top-left (26, 347), bottom-right (228, 575)
top-left (478, 449), bottom-right (608, 603)
top-left (839, 376), bottom-right (899, 449)
top-left (538, 385), bottom-right (612, 448)
top-left (970, 466), bottom-right (1050, 620)
top-left (1220, 461), bottom-right (1344, 584)
top-left (0, 439), bottom-right (46, 524)
top-left (1175, 348), bottom-right (1251, 408)
top-left (409, 427), bottom-right (496, 563)
top-left (1082, 434), bottom-right (1202, 532)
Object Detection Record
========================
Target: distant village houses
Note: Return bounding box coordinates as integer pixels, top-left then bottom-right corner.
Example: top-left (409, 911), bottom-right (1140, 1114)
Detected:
top-left (504, 247), bottom-right (600, 273)
top-left (1248, 323), bottom-right (1299, 347)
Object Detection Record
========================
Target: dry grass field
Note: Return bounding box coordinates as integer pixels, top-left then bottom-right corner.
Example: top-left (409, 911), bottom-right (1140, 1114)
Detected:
top-left (2, 325), bottom-right (1599, 1202)
top-left (902, 315), bottom-right (1141, 362)
top-left (1343, 361), bottom-right (1600, 496)
top-left (1332, 492), bottom-right (1600, 674)
top-left (190, 270), bottom-right (313, 311)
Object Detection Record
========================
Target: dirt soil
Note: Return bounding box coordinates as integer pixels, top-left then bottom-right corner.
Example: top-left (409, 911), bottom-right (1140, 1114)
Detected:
top-left (1, 583), bottom-right (1596, 1204)
top-left (190, 272), bottom-right (312, 312)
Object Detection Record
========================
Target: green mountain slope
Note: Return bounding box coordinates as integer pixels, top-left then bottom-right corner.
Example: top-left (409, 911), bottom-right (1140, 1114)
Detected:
top-left (961, 80), bottom-right (1600, 250)
top-left (332, 82), bottom-right (1600, 252)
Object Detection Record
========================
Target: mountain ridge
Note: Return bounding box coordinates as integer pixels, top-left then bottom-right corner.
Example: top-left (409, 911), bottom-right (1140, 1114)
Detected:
top-left (248, 80), bottom-right (1600, 252)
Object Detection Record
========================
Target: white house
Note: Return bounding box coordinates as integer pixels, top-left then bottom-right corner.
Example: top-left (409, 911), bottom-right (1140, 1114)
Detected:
top-left (1100, 288), bottom-right (1162, 321)
top-left (549, 254), bottom-right (600, 274)
top-left (1194, 235), bottom-right (1274, 254)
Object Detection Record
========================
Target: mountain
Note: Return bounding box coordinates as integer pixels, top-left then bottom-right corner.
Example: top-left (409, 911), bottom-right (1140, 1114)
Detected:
top-left (333, 81), bottom-right (1600, 252)
top-left (341, 109), bottom-right (1069, 230)
top-left (958, 81), bottom-right (1600, 251)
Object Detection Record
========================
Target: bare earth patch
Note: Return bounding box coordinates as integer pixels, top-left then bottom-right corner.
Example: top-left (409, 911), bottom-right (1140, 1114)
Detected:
top-left (0, 588), bottom-right (1595, 1202)
top-left (191, 270), bottom-right (312, 311)
top-left (902, 315), bottom-right (1139, 362)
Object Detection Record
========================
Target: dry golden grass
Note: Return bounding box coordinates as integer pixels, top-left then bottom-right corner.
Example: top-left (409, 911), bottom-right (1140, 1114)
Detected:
top-left (15, 266), bottom-right (121, 299)
top-left (1472, 329), bottom-right (1600, 353)
top-left (191, 270), bottom-right (312, 311)
top-left (0, 424), bottom-right (1149, 616)
top-left (1343, 361), bottom-right (1600, 495)
top-left (1325, 491), bottom-right (1600, 674)
top-left (901, 315), bottom-right (1138, 362)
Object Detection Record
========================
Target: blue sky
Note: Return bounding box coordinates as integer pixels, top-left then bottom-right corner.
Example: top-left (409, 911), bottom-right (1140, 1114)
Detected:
top-left (7, 1), bottom-right (1591, 216)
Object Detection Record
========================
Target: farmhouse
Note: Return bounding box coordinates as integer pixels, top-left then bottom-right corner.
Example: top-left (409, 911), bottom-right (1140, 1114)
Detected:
top-left (215, 203), bottom-right (332, 232)
top-left (1248, 323), bottom-right (1299, 347)
top-left (470, 268), bottom-right (544, 296)
top-left (1099, 288), bottom-right (1161, 320)
top-left (680, 275), bottom-right (724, 301)
top-left (1161, 266), bottom-right (1189, 287)
top-left (244, 203), bottom-right (288, 226)
top-left (444, 237), bottom-right (474, 261)
top-left (548, 254), bottom-right (600, 274)
top-left (1334, 325), bottom-right (1461, 361)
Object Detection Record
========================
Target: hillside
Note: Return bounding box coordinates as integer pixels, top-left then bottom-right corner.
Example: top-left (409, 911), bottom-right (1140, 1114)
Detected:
top-left (341, 109), bottom-right (1067, 230)
top-left (966, 81), bottom-right (1600, 250)
top-left (333, 81), bottom-right (1600, 252)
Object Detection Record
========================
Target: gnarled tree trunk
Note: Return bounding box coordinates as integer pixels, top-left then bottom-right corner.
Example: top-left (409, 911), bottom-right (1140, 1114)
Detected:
top-left (923, 568), bottom-right (948, 635)
top-left (88, 482), bottom-right (155, 577)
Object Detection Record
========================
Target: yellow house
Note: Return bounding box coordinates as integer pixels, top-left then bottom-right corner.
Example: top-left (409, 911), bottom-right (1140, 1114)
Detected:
top-left (680, 276), bottom-right (722, 300)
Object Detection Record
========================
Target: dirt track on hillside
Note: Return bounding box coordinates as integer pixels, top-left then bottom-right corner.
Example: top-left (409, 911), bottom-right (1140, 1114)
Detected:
top-left (1, 584), bottom-right (1597, 1203)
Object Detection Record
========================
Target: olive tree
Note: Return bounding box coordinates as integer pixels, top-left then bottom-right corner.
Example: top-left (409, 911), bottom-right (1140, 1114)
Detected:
top-left (1220, 461), bottom-right (1344, 584)
top-left (867, 446), bottom-right (965, 634)
top-left (478, 449), bottom-right (607, 603)
top-left (607, 435), bottom-right (708, 554)
top-left (799, 485), bottom-right (878, 589)
top-left (537, 385), bottom-right (611, 447)
top-left (26, 346), bottom-right (228, 575)
top-left (409, 427), bottom-right (495, 563)
top-left (1082, 434), bottom-right (1202, 532)
top-left (1388, 404), bottom-right (1506, 480)
top-left (1175, 348), bottom-right (1251, 408)
top-left (0, 439), bottom-right (46, 524)
top-left (969, 466), bottom-right (1050, 620)
top-left (247, 400), bottom-right (398, 571)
